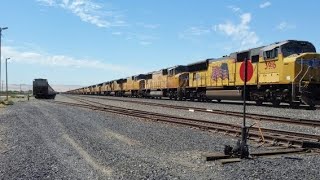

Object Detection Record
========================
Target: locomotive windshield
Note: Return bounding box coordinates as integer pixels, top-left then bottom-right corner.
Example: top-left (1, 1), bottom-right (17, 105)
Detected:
top-left (282, 41), bottom-right (316, 57)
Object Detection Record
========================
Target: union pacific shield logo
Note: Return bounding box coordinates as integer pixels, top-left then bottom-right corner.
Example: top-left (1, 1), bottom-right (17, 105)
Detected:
top-left (212, 63), bottom-right (229, 80)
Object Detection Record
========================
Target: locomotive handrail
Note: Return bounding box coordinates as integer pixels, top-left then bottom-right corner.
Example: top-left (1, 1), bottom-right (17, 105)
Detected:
top-left (291, 58), bottom-right (304, 101)
top-left (299, 66), bottom-right (311, 93)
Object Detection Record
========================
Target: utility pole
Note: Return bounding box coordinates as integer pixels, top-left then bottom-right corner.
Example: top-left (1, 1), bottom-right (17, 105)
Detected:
top-left (223, 58), bottom-right (250, 159)
top-left (5, 57), bottom-right (10, 100)
top-left (0, 27), bottom-right (8, 99)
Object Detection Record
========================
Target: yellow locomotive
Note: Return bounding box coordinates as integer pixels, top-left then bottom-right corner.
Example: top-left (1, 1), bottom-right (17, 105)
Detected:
top-left (185, 40), bottom-right (320, 107)
top-left (68, 40), bottom-right (320, 107)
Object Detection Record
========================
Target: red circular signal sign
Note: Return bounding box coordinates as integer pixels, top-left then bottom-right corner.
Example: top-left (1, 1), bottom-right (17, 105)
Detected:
top-left (240, 61), bottom-right (254, 82)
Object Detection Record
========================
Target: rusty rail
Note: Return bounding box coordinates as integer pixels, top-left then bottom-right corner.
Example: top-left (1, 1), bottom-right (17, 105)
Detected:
top-left (74, 95), bottom-right (320, 127)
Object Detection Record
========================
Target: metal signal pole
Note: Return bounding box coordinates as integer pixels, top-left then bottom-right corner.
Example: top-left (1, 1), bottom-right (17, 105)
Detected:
top-left (223, 58), bottom-right (250, 158)
top-left (243, 58), bottom-right (247, 131)
top-left (5, 57), bottom-right (10, 101)
top-left (240, 58), bottom-right (249, 158)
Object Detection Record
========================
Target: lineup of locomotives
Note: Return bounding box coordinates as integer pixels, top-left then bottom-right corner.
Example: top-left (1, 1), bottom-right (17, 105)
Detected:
top-left (67, 40), bottom-right (320, 108)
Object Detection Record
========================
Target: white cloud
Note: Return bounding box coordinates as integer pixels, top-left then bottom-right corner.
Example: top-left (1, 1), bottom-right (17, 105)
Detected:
top-left (2, 46), bottom-right (132, 72)
top-left (38, 0), bottom-right (56, 6)
top-left (112, 32), bottom-right (122, 36)
top-left (37, 0), bottom-right (126, 28)
top-left (228, 5), bottom-right (241, 13)
top-left (276, 21), bottom-right (296, 31)
top-left (139, 41), bottom-right (151, 46)
top-left (124, 33), bottom-right (157, 45)
top-left (37, 1), bottom-right (158, 45)
top-left (188, 27), bottom-right (210, 36)
top-left (136, 23), bottom-right (160, 29)
top-left (179, 26), bottom-right (210, 39)
top-left (259, 1), bottom-right (271, 8)
top-left (144, 24), bottom-right (160, 29)
top-left (214, 12), bottom-right (260, 49)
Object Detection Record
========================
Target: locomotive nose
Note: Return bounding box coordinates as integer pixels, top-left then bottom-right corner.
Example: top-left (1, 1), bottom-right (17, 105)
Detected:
top-left (296, 54), bottom-right (320, 107)
top-left (297, 54), bottom-right (320, 68)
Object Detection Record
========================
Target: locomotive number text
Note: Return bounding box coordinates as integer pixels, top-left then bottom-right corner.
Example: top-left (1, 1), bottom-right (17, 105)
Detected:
top-left (265, 61), bottom-right (276, 69)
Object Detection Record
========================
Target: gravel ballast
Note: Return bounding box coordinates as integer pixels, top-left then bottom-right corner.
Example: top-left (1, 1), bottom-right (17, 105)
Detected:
top-left (0, 96), bottom-right (319, 179)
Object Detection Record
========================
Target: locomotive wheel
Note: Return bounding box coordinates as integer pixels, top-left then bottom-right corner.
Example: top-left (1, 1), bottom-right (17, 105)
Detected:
top-left (289, 102), bottom-right (300, 108)
top-left (255, 100), bottom-right (263, 106)
top-left (272, 100), bottom-right (281, 107)
top-left (308, 104), bottom-right (316, 110)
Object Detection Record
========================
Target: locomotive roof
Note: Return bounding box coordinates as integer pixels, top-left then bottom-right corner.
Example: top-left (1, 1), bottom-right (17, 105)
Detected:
top-left (116, 78), bottom-right (127, 83)
top-left (208, 56), bottom-right (230, 62)
top-left (34, 78), bottom-right (47, 81)
top-left (135, 74), bottom-right (145, 77)
top-left (226, 40), bottom-right (307, 58)
top-left (187, 59), bottom-right (211, 71)
top-left (186, 58), bottom-right (212, 66)
top-left (261, 40), bottom-right (313, 51)
top-left (261, 41), bottom-right (288, 51)
top-left (152, 69), bottom-right (167, 74)
top-left (166, 65), bottom-right (186, 70)
top-left (134, 74), bottom-right (147, 79)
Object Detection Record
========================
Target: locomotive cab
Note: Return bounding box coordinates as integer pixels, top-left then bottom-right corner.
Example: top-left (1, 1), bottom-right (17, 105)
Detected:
top-left (167, 65), bottom-right (189, 88)
top-left (167, 65), bottom-right (189, 100)
top-left (257, 40), bottom-right (320, 107)
top-left (280, 41), bottom-right (320, 107)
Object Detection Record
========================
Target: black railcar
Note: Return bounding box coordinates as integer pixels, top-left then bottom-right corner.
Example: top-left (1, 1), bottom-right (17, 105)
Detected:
top-left (33, 79), bottom-right (56, 99)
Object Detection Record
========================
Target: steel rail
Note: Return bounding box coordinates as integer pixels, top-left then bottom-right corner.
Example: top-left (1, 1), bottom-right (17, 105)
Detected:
top-left (75, 95), bottom-right (320, 128)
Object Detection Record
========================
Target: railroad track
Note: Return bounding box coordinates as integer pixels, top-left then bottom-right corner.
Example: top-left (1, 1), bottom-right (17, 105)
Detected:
top-left (53, 96), bottom-right (320, 149)
top-left (76, 95), bottom-right (320, 128)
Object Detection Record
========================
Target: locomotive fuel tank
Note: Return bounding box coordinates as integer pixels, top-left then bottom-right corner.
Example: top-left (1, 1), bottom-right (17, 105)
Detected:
top-left (149, 91), bottom-right (163, 97)
top-left (206, 89), bottom-right (242, 100)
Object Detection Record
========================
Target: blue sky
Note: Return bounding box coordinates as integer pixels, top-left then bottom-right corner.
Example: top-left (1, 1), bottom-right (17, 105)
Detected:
top-left (1, 0), bottom-right (320, 88)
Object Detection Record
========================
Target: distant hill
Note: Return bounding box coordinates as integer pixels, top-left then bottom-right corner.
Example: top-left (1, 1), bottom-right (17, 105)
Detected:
top-left (6, 84), bottom-right (82, 92)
